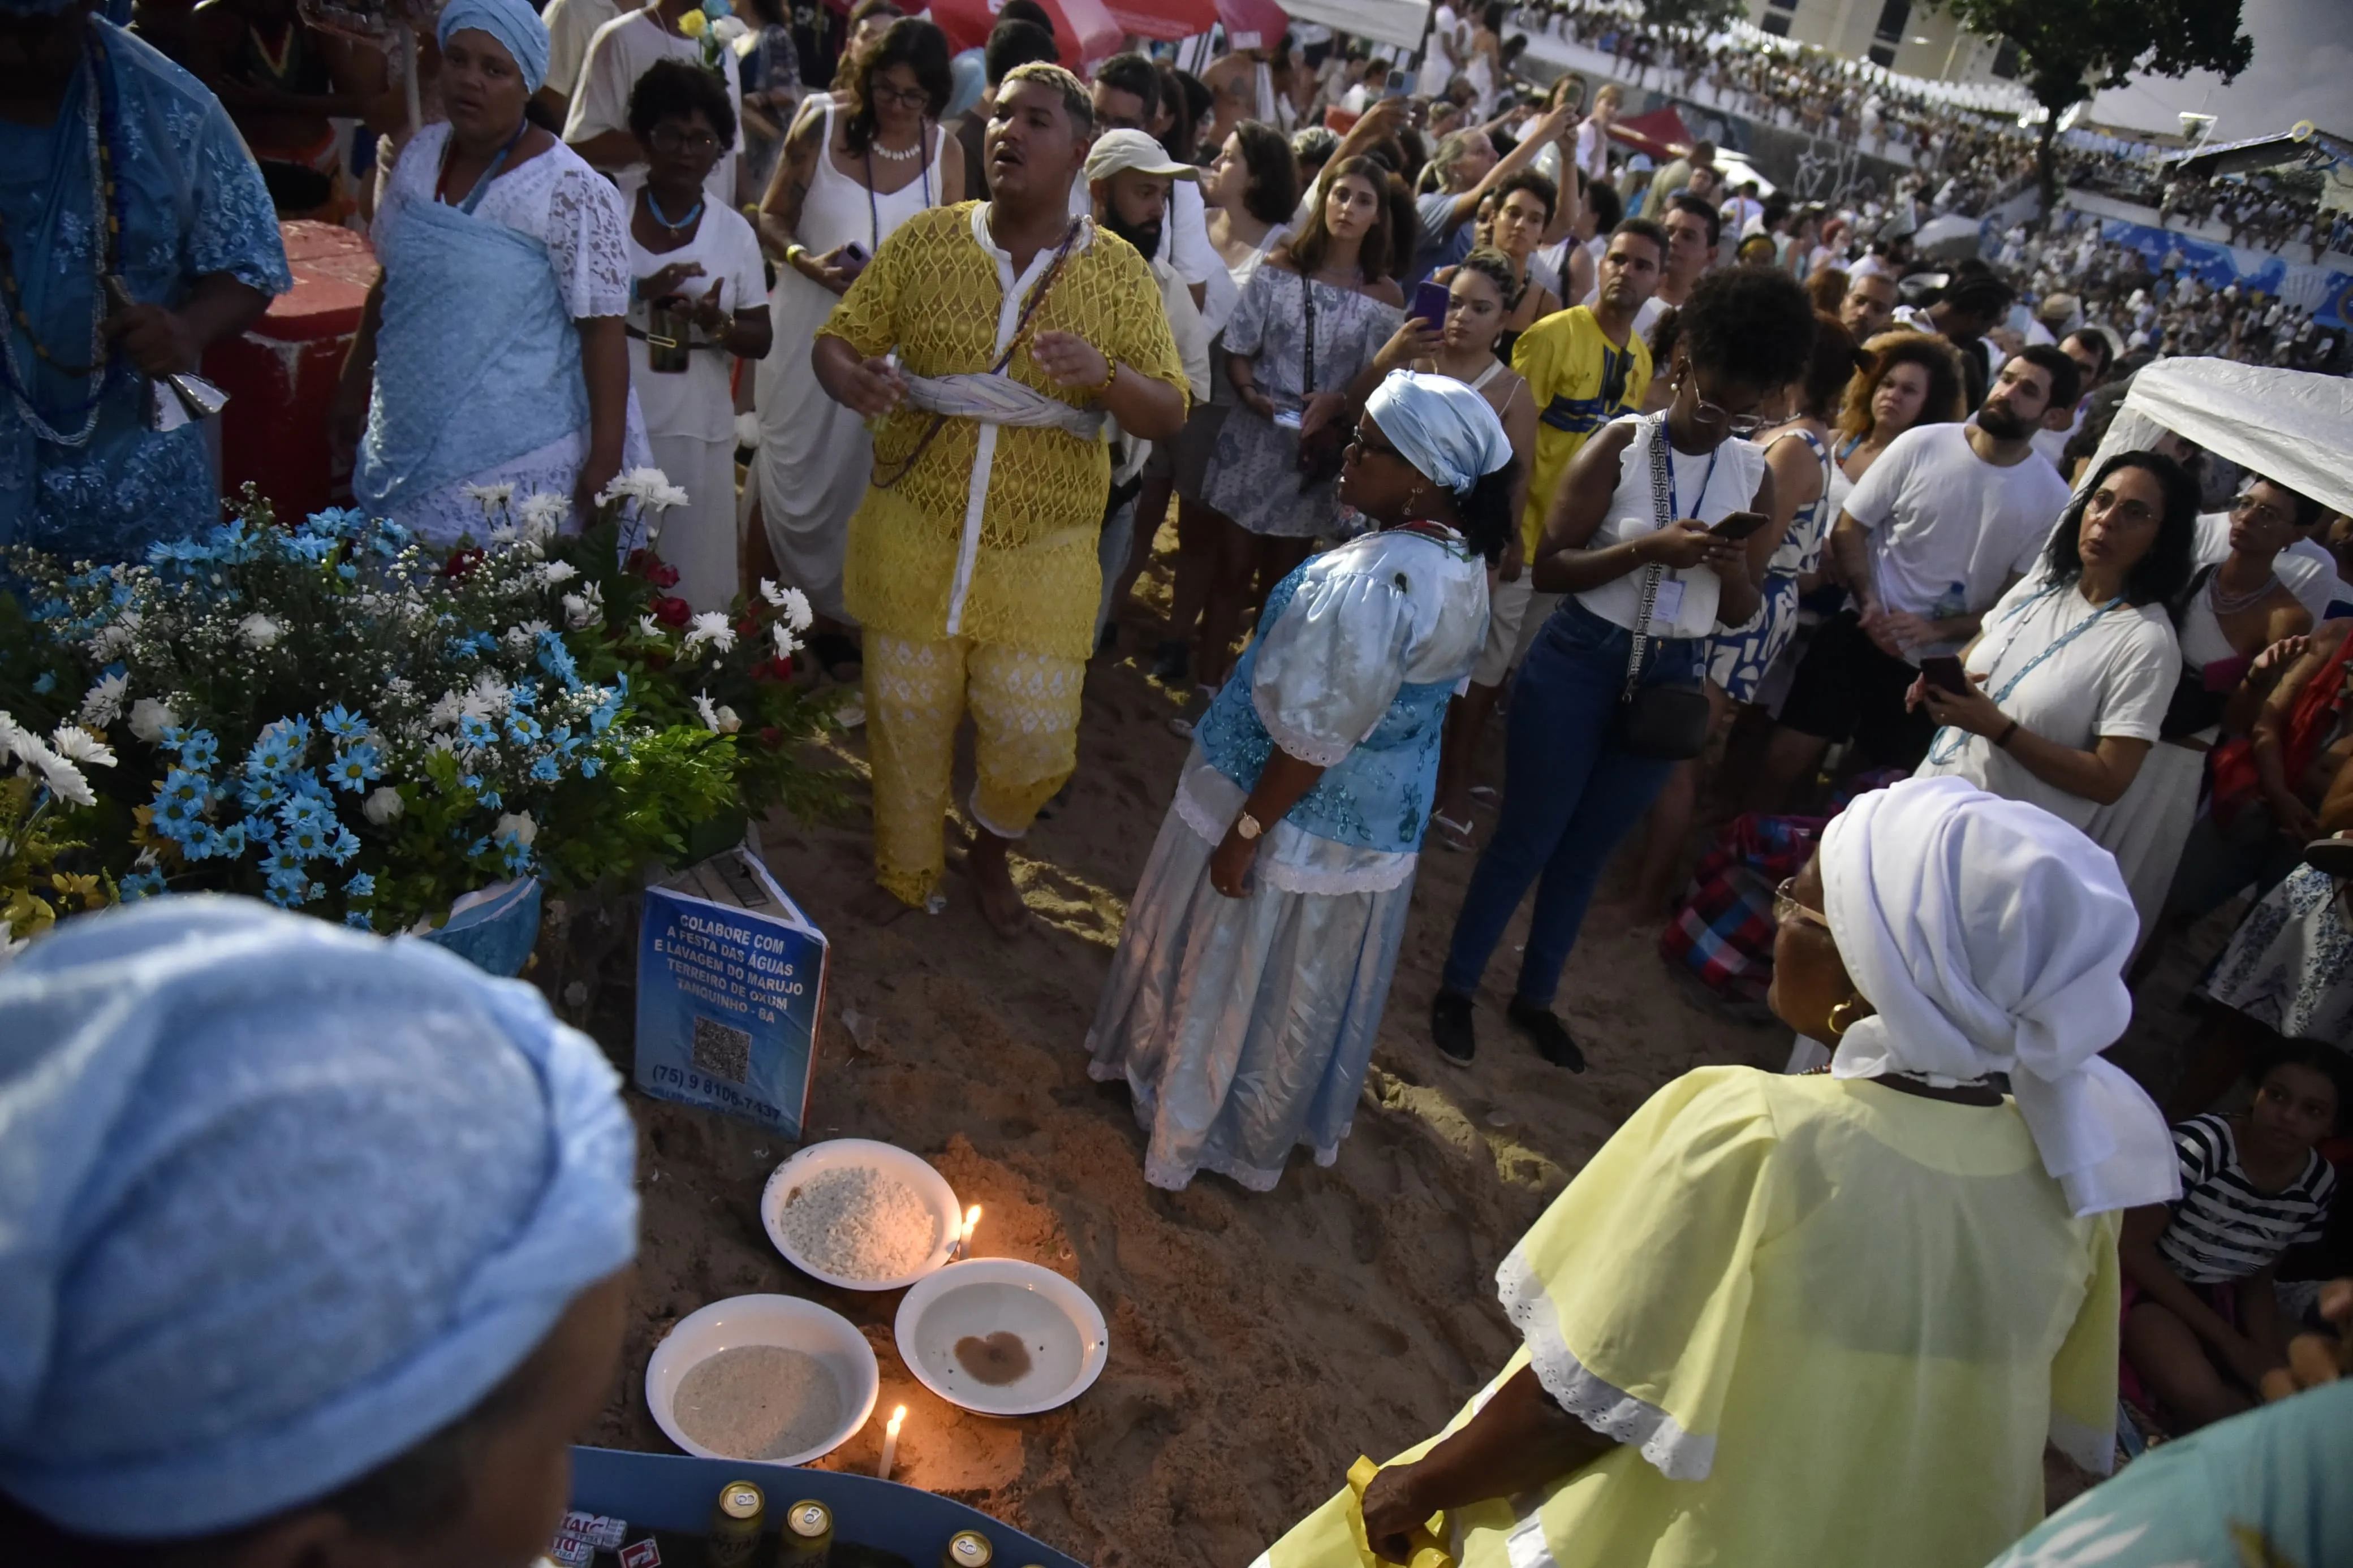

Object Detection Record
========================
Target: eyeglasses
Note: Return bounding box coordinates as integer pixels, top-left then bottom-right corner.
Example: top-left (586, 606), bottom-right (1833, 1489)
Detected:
top-left (1774, 878), bottom-right (1830, 931)
top-left (1347, 427), bottom-right (1403, 460)
top-left (649, 125), bottom-right (720, 155)
top-left (2232, 493), bottom-right (2292, 529)
top-left (1689, 388), bottom-right (1765, 439)
top-left (869, 81), bottom-right (932, 111)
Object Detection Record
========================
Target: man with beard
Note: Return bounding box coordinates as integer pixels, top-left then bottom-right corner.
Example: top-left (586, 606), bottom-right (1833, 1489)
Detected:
top-left (1761, 344), bottom-right (2079, 785)
top-left (813, 63), bottom-right (1188, 933)
top-left (1084, 128), bottom-right (1210, 651)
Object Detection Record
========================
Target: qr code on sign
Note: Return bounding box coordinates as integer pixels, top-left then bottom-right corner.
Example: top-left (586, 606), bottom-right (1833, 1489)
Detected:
top-left (692, 1015), bottom-right (751, 1083)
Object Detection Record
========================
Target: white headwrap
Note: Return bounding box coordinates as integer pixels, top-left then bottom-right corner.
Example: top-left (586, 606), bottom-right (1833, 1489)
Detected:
top-left (1365, 369), bottom-right (1514, 498)
top-left (1821, 776), bottom-right (2179, 1218)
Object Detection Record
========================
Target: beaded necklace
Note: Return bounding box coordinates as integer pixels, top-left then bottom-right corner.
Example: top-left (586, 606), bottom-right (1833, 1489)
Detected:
top-left (0, 18), bottom-right (129, 447)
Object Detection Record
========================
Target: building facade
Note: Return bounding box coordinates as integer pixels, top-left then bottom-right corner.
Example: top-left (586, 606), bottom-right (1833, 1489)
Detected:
top-left (1743, 0), bottom-right (2019, 82)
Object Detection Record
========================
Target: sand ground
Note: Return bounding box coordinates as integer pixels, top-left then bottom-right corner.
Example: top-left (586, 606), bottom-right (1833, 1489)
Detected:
top-left (581, 530), bottom-right (2202, 1568)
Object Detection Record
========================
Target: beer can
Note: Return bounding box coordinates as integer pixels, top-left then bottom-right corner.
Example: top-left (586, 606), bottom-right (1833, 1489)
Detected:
top-left (780, 1500), bottom-right (834, 1568)
top-left (943, 1531), bottom-right (994, 1568)
top-left (705, 1480), bottom-right (766, 1567)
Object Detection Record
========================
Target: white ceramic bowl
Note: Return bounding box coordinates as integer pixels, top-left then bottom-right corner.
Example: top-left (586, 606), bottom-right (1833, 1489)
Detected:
top-left (645, 1294), bottom-right (880, 1466)
top-left (761, 1138), bottom-right (962, 1291)
top-left (893, 1259), bottom-right (1109, 1417)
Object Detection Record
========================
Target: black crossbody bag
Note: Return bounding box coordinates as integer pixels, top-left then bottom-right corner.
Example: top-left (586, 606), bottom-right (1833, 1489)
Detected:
top-left (1615, 422), bottom-right (1712, 760)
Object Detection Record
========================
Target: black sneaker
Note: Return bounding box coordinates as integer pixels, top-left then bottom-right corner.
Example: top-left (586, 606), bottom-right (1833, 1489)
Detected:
top-left (1507, 997), bottom-right (1586, 1073)
top-left (1432, 991), bottom-right (1477, 1066)
top-left (1151, 639), bottom-right (1190, 682)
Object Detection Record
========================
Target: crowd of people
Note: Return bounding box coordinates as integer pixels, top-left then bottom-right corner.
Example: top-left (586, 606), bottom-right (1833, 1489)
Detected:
top-left (3, 0), bottom-right (2350, 1563)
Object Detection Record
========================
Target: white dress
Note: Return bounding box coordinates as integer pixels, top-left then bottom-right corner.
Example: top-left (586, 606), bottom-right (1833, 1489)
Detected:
top-left (622, 186), bottom-right (769, 613)
top-left (748, 102), bottom-right (944, 622)
top-left (369, 126), bottom-right (651, 546)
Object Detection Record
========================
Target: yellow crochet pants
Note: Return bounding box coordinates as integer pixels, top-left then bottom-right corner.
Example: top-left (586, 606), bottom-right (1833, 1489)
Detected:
top-left (864, 632), bottom-right (1087, 907)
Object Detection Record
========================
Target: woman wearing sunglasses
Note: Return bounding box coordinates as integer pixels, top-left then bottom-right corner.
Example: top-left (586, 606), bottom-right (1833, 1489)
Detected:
top-left (1089, 372), bottom-right (1518, 1192)
top-left (1432, 265), bottom-right (1817, 1069)
top-left (1261, 776), bottom-right (2173, 1568)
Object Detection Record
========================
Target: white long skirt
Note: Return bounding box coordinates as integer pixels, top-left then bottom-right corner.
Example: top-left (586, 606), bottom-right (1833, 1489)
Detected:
top-left (647, 431), bottom-right (740, 614)
top-left (748, 270), bottom-right (872, 623)
top-left (2084, 738), bottom-right (2205, 959)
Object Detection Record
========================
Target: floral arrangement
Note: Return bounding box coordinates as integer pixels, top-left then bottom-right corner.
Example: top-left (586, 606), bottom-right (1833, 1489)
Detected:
top-left (674, 0), bottom-right (746, 74)
top-left (0, 478), bottom-right (833, 944)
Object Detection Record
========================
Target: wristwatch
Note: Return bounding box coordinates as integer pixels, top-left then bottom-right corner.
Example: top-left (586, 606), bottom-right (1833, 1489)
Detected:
top-left (1234, 810), bottom-right (1264, 841)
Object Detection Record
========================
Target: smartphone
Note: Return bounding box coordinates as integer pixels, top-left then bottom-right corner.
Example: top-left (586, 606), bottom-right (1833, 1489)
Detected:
top-left (1382, 69), bottom-right (1410, 100)
top-left (1919, 654), bottom-right (1971, 696)
top-left (1410, 278), bottom-right (1453, 329)
top-left (1273, 407), bottom-right (1304, 431)
top-left (1708, 509), bottom-right (1769, 541)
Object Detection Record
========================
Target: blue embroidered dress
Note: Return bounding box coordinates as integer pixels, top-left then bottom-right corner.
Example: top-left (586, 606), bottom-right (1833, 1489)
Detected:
top-left (0, 21), bottom-right (290, 561)
top-left (1088, 527), bottom-right (1489, 1191)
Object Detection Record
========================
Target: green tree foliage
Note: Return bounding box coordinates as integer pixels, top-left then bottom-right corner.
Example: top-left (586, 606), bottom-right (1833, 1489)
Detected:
top-left (1925, 0), bottom-right (2253, 227)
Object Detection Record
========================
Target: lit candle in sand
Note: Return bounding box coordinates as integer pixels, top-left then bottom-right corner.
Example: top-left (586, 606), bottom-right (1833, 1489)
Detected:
top-left (878, 1405), bottom-right (907, 1481)
top-left (959, 1205), bottom-right (982, 1258)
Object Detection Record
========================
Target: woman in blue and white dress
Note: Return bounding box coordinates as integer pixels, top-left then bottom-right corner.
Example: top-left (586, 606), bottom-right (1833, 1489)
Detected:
top-left (1089, 373), bottom-right (1518, 1193)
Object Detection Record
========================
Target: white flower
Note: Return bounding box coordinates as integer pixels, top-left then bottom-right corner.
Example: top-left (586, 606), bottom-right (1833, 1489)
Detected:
top-left (488, 522), bottom-right (519, 547)
top-left (494, 810), bottom-right (538, 846)
top-left (88, 611), bottom-right (141, 662)
top-left (596, 466), bottom-right (671, 506)
top-left (637, 612), bottom-right (666, 640)
top-left (463, 481), bottom-right (516, 516)
top-left (693, 690), bottom-right (723, 732)
top-left (650, 480), bottom-right (692, 511)
top-left (682, 611), bottom-right (736, 652)
top-left (502, 619), bottom-right (553, 651)
top-left (363, 785), bottom-right (406, 824)
top-left (238, 612), bottom-right (281, 649)
top-left (772, 621), bottom-right (799, 660)
top-left (734, 411), bottom-right (761, 449)
top-left (778, 585), bottom-right (813, 632)
top-left (49, 725), bottom-right (116, 769)
top-left (128, 697), bottom-right (179, 742)
top-left (539, 560), bottom-right (579, 586)
top-left (460, 672), bottom-right (512, 719)
top-left (0, 711), bottom-right (31, 764)
top-left (713, 703), bottom-right (742, 734)
top-left (6, 723), bottom-right (94, 807)
top-left (79, 672), bottom-right (128, 727)
top-left (426, 732), bottom-right (458, 754)
top-left (563, 585), bottom-right (605, 629)
top-left (518, 491), bottom-right (572, 539)
top-left (427, 690), bottom-right (464, 730)
top-left (712, 13), bottom-right (748, 42)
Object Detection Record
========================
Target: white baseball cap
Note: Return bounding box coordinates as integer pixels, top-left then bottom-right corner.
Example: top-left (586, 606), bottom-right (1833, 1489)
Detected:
top-left (1084, 128), bottom-right (1199, 184)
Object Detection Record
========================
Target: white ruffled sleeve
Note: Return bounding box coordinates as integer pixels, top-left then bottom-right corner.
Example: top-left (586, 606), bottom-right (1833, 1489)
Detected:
top-left (1249, 570), bottom-right (1413, 767)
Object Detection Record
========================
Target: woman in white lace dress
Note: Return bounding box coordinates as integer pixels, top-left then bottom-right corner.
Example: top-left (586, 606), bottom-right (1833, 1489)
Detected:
top-left (749, 16), bottom-right (962, 677)
top-left (337, 0), bottom-right (647, 545)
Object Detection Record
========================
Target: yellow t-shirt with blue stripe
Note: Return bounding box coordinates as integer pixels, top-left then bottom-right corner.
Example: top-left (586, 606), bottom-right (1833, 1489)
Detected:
top-left (1511, 306), bottom-right (1653, 560)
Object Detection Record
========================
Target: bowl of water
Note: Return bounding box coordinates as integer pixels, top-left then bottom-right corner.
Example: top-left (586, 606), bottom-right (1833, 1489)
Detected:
top-left (891, 1259), bottom-right (1108, 1417)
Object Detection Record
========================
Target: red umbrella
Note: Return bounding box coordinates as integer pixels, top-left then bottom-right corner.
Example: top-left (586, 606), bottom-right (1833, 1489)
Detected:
top-left (926, 0), bottom-right (1125, 70)
top-left (1102, 0), bottom-right (1216, 42)
top-left (1214, 0), bottom-right (1286, 49)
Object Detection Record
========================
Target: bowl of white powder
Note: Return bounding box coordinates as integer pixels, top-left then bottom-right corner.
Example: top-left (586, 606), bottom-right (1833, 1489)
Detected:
top-left (761, 1138), bottom-right (961, 1290)
top-left (645, 1294), bottom-right (880, 1466)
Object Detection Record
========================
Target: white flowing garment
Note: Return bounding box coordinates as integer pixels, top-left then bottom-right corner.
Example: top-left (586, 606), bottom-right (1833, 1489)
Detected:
top-left (748, 103), bottom-right (943, 622)
top-left (1821, 776), bottom-right (2180, 1218)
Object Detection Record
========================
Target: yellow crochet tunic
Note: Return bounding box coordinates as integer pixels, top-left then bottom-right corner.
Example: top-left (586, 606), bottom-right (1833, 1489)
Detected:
top-left (819, 202), bottom-right (1189, 662)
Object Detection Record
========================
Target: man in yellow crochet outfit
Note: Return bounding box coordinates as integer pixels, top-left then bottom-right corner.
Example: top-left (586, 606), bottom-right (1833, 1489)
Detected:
top-left (814, 62), bottom-right (1187, 931)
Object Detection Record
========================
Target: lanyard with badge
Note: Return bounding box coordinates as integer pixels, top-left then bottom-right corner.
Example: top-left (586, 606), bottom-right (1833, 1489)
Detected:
top-left (1641, 418), bottom-right (1717, 633)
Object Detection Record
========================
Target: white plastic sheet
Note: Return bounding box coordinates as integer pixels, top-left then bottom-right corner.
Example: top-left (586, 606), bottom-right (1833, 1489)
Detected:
top-left (2086, 357), bottom-right (2353, 517)
top-left (1275, 0), bottom-right (1429, 51)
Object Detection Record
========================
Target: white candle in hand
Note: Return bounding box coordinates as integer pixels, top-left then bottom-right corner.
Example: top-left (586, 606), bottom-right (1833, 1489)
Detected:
top-left (879, 1404), bottom-right (907, 1481)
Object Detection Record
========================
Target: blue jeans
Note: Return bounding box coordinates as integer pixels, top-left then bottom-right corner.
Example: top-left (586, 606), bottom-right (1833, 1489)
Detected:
top-left (1441, 598), bottom-right (1700, 1007)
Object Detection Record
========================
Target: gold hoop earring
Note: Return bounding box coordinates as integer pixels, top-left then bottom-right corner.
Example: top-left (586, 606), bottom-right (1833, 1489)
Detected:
top-left (1826, 994), bottom-right (1871, 1040)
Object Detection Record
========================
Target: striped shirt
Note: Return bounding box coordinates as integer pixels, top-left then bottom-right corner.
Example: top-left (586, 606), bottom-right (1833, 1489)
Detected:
top-left (2154, 1114), bottom-right (2335, 1286)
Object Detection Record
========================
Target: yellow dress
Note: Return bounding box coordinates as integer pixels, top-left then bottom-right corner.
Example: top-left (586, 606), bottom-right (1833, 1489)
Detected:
top-left (1510, 306), bottom-right (1651, 561)
top-left (1258, 1068), bottom-right (2121, 1568)
top-left (818, 202), bottom-right (1190, 663)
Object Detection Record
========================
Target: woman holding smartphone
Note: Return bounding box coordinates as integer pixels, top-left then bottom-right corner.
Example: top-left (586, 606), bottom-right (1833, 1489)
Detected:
top-left (750, 17), bottom-right (961, 685)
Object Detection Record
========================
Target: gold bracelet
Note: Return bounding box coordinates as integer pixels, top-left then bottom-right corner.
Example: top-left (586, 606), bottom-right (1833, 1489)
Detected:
top-left (785, 243), bottom-right (808, 269)
top-left (1089, 359), bottom-right (1119, 399)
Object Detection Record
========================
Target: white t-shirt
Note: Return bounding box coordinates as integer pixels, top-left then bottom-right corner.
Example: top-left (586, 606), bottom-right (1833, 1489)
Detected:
top-left (1915, 572), bottom-right (2180, 831)
top-left (541, 0), bottom-right (623, 101)
top-left (1576, 414), bottom-right (1769, 641)
top-left (622, 195), bottom-right (766, 442)
top-left (2194, 512), bottom-right (2351, 625)
top-left (1574, 118), bottom-right (1611, 183)
top-left (564, 8), bottom-right (742, 209)
top-left (1843, 422), bottom-right (2075, 660)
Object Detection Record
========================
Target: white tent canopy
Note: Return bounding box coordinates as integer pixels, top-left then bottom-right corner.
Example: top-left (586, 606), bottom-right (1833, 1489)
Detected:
top-left (1278, 0), bottom-right (1430, 51)
top-left (2088, 358), bottom-right (2353, 517)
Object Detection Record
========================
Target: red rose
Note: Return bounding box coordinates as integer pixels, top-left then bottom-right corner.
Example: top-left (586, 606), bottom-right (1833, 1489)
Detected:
top-left (652, 595), bottom-right (692, 627)
top-left (624, 549), bottom-right (681, 589)
top-left (441, 547), bottom-right (485, 578)
top-left (736, 615), bottom-right (760, 640)
top-left (759, 725), bottom-right (782, 749)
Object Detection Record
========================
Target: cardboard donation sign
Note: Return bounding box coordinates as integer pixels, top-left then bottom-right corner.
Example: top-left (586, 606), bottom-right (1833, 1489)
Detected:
top-left (635, 849), bottom-right (826, 1137)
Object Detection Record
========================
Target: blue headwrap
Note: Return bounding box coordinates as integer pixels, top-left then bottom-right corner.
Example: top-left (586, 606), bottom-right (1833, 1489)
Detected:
top-left (437, 0), bottom-right (552, 93)
top-left (0, 896), bottom-right (639, 1540)
top-left (1365, 369), bottom-right (1515, 497)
